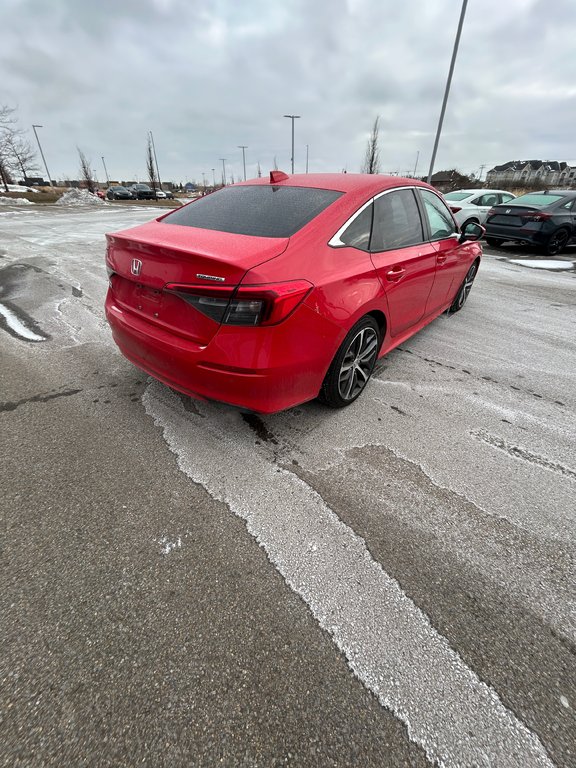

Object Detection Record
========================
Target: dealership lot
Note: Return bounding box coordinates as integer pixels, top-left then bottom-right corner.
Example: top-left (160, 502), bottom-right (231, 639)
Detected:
top-left (1, 204), bottom-right (575, 767)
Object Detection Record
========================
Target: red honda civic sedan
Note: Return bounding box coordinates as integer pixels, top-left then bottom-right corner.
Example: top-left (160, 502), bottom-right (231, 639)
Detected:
top-left (105, 172), bottom-right (482, 413)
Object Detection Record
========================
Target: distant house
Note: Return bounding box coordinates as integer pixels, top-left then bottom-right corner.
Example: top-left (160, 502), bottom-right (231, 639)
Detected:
top-left (430, 169), bottom-right (475, 192)
top-left (184, 182), bottom-right (197, 192)
top-left (486, 160), bottom-right (576, 188)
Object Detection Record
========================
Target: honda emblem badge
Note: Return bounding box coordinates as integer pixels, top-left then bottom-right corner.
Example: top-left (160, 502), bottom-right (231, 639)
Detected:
top-left (131, 258), bottom-right (142, 276)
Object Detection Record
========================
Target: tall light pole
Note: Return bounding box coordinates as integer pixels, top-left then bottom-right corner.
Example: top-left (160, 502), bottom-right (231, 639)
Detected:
top-left (219, 158), bottom-right (227, 186)
top-left (31, 125), bottom-right (53, 187)
top-left (305, 144), bottom-right (309, 174)
top-left (101, 156), bottom-right (110, 185)
top-left (427, 0), bottom-right (468, 183)
top-left (283, 114), bottom-right (300, 174)
top-left (238, 145), bottom-right (247, 181)
top-left (211, 168), bottom-right (216, 187)
top-left (149, 130), bottom-right (162, 189)
top-left (413, 150), bottom-right (420, 178)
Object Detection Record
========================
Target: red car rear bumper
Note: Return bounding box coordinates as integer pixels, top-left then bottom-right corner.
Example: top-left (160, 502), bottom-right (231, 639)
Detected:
top-left (105, 291), bottom-right (338, 413)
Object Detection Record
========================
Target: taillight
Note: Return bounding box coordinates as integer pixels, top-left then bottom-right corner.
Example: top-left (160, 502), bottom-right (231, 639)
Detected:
top-left (165, 280), bottom-right (313, 326)
top-left (522, 211), bottom-right (552, 222)
top-left (449, 206), bottom-right (462, 213)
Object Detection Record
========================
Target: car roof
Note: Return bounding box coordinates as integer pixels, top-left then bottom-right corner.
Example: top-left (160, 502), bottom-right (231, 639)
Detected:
top-left (448, 188), bottom-right (513, 195)
top-left (235, 172), bottom-right (431, 195)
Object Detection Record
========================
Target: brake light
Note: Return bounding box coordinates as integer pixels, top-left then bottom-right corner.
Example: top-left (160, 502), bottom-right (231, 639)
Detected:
top-left (449, 206), bottom-right (462, 213)
top-left (165, 280), bottom-right (313, 326)
top-left (486, 207), bottom-right (498, 219)
top-left (522, 211), bottom-right (553, 222)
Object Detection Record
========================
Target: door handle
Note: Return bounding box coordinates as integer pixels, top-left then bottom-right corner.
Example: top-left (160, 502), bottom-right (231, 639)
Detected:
top-left (386, 267), bottom-right (406, 282)
top-left (437, 254), bottom-right (447, 265)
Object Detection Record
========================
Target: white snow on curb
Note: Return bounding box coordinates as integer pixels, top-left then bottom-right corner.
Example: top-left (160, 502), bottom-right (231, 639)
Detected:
top-left (0, 196), bottom-right (32, 206)
top-left (509, 259), bottom-right (574, 270)
top-left (143, 383), bottom-right (553, 768)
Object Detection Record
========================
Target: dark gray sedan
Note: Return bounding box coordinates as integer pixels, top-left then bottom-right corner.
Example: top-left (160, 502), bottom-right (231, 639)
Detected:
top-left (485, 190), bottom-right (576, 255)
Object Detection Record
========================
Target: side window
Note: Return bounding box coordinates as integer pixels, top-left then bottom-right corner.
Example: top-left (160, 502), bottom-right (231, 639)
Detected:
top-left (419, 190), bottom-right (457, 240)
top-left (500, 194), bottom-right (515, 203)
top-left (470, 197), bottom-right (483, 206)
top-left (370, 189), bottom-right (424, 252)
top-left (339, 204), bottom-right (373, 250)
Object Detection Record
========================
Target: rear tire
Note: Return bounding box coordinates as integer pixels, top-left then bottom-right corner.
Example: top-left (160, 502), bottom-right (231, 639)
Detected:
top-left (461, 218), bottom-right (478, 232)
top-left (485, 237), bottom-right (503, 247)
top-left (544, 228), bottom-right (569, 256)
top-left (319, 316), bottom-right (381, 408)
top-left (449, 261), bottom-right (478, 314)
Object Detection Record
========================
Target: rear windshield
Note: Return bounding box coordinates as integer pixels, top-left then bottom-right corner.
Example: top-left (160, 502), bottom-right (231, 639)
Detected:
top-left (507, 193), bottom-right (565, 207)
top-left (162, 185), bottom-right (343, 238)
top-left (444, 192), bottom-right (471, 201)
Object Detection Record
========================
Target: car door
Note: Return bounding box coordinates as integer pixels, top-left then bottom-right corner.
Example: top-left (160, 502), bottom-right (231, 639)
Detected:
top-left (470, 193), bottom-right (499, 225)
top-left (368, 188), bottom-right (437, 337)
top-left (417, 188), bottom-right (470, 314)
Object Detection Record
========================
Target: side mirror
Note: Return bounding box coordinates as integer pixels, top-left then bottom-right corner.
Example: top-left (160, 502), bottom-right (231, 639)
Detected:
top-left (459, 221), bottom-right (485, 244)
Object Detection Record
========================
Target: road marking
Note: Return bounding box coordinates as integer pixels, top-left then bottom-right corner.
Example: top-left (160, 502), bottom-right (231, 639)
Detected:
top-left (143, 383), bottom-right (553, 768)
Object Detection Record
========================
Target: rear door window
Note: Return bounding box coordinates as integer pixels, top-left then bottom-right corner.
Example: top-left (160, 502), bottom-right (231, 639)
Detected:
top-left (370, 189), bottom-right (425, 252)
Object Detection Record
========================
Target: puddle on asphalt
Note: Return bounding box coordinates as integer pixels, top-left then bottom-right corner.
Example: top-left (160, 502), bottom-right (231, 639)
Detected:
top-left (0, 263), bottom-right (51, 342)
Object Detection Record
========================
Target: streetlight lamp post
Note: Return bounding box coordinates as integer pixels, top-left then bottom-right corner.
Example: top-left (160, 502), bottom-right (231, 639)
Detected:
top-left (427, 0), bottom-right (468, 183)
top-left (305, 144), bottom-right (309, 174)
top-left (149, 130), bottom-right (162, 190)
top-left (283, 115), bottom-right (301, 174)
top-left (211, 168), bottom-right (216, 188)
top-left (31, 125), bottom-right (53, 187)
top-left (219, 158), bottom-right (227, 186)
top-left (101, 156), bottom-right (110, 185)
top-left (238, 145), bottom-right (247, 181)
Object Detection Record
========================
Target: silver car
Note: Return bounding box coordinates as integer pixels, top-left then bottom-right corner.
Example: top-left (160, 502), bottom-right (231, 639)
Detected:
top-left (444, 189), bottom-right (516, 230)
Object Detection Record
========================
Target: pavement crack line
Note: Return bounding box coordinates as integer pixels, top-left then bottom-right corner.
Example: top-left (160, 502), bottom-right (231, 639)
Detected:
top-left (0, 387), bottom-right (82, 414)
top-left (142, 382), bottom-right (553, 768)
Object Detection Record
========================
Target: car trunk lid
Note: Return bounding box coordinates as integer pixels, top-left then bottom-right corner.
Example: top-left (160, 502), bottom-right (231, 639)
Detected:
top-left (106, 220), bottom-right (289, 344)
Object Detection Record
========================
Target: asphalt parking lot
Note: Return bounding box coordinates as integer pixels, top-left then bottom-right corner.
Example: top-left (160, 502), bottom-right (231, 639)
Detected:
top-left (1, 203), bottom-right (575, 767)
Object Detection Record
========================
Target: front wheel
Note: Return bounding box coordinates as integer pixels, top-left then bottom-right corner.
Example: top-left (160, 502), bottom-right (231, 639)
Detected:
top-left (449, 261), bottom-right (478, 314)
top-left (319, 316), bottom-right (381, 408)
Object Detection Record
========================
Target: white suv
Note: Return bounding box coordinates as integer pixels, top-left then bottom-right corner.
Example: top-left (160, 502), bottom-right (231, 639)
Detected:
top-left (444, 189), bottom-right (516, 230)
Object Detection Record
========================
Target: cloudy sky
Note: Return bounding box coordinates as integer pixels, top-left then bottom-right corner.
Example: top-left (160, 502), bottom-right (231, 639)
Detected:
top-left (1, 0), bottom-right (575, 185)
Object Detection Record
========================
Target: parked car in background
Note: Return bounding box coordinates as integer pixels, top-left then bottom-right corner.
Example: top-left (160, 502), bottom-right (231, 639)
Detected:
top-left (130, 183), bottom-right (156, 200)
top-left (484, 190), bottom-right (576, 255)
top-left (444, 189), bottom-right (516, 230)
top-left (155, 189), bottom-right (167, 199)
top-left (163, 189), bottom-right (174, 199)
top-left (95, 188), bottom-right (106, 200)
top-left (106, 185), bottom-right (134, 201)
top-left (105, 172), bottom-right (483, 414)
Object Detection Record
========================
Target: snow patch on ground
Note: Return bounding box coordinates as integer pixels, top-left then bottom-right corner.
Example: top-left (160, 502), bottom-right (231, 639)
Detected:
top-left (0, 197), bottom-right (32, 206)
top-left (1, 184), bottom-right (38, 193)
top-left (56, 189), bottom-right (105, 206)
top-left (0, 302), bottom-right (47, 341)
top-left (156, 535), bottom-right (182, 555)
top-left (509, 259), bottom-right (574, 270)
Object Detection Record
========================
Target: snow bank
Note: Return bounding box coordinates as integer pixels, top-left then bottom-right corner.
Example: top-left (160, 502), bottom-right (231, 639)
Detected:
top-left (2, 184), bottom-right (38, 193)
top-left (0, 196), bottom-right (33, 206)
top-left (56, 189), bottom-right (105, 206)
top-left (510, 259), bottom-right (574, 271)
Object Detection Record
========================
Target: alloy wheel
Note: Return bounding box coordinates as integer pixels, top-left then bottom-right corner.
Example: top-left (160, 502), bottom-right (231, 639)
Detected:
top-left (338, 327), bottom-right (379, 401)
top-left (546, 229), bottom-right (569, 256)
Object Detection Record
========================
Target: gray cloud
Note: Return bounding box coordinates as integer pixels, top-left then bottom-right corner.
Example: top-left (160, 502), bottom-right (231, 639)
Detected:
top-left (1, 0), bottom-right (575, 183)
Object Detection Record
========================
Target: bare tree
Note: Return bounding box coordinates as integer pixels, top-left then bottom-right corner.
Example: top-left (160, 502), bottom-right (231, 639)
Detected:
top-left (6, 135), bottom-right (39, 182)
top-left (77, 147), bottom-right (95, 193)
top-left (146, 136), bottom-right (157, 193)
top-left (361, 116), bottom-right (381, 174)
top-left (0, 105), bottom-right (19, 191)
